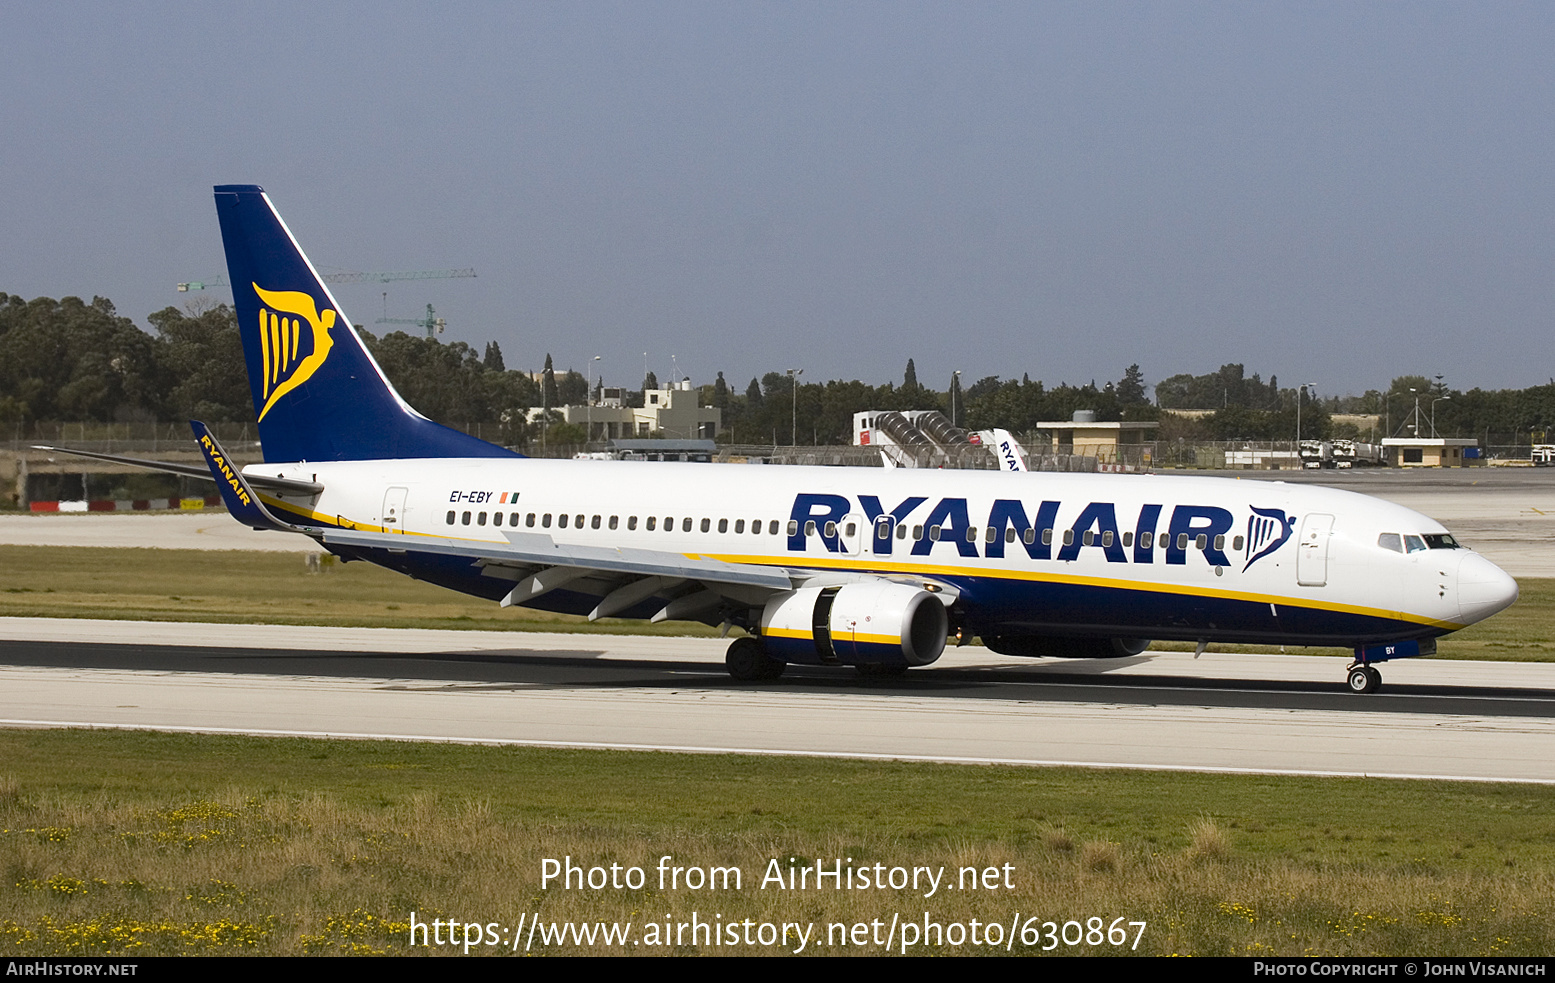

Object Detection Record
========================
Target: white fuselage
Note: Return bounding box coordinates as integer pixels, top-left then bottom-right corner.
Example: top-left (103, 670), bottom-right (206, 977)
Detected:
top-left (247, 457), bottom-right (1518, 645)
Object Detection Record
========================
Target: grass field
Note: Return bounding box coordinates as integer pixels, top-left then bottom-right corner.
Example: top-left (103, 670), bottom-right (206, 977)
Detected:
top-left (2, 729), bottom-right (1554, 957)
top-left (0, 545), bottom-right (722, 635)
top-left (0, 544), bottom-right (1549, 659)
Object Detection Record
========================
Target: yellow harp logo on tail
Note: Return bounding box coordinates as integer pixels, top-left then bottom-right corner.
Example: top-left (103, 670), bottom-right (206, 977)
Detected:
top-left (253, 284), bottom-right (337, 421)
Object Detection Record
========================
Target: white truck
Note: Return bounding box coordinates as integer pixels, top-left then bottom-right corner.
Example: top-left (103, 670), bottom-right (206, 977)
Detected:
top-left (1299, 439), bottom-right (1333, 469)
top-left (1331, 439), bottom-right (1382, 468)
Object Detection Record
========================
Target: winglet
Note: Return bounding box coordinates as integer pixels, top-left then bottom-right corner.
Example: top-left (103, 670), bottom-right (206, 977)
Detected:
top-left (190, 421), bottom-right (309, 534)
top-left (974, 429), bottom-right (1029, 472)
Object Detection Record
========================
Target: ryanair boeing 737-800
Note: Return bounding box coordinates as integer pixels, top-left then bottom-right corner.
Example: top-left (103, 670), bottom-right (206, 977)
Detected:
top-left (44, 186), bottom-right (1519, 693)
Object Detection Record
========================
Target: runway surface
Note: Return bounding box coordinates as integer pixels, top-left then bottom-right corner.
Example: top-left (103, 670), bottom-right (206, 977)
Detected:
top-left (4, 618), bottom-right (1555, 782)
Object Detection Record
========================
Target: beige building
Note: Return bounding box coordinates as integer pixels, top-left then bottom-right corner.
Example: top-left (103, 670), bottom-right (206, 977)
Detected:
top-left (1381, 437), bottom-right (1481, 467)
top-left (531, 383), bottom-right (721, 441)
top-left (1038, 411), bottom-right (1159, 458)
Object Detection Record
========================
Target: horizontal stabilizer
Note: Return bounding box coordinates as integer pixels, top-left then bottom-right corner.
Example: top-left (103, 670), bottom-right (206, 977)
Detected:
top-left (31, 444), bottom-right (324, 496)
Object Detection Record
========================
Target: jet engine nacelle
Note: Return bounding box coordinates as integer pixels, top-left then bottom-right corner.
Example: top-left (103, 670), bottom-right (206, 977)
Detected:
top-left (982, 634), bottom-right (1150, 659)
top-left (759, 581), bottom-right (948, 667)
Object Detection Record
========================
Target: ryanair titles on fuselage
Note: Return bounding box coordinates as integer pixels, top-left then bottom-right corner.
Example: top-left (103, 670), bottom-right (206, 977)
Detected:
top-left (786, 492), bottom-right (1294, 570)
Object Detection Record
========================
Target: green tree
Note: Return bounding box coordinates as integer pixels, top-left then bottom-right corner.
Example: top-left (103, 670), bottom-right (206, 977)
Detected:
top-left (542, 354), bottom-right (559, 409)
top-left (0, 294), bottom-right (159, 421)
top-left (148, 303), bottom-right (253, 421)
top-left (546, 422), bottom-right (588, 444)
top-left (557, 369), bottom-right (587, 406)
top-left (483, 341), bottom-right (505, 372)
top-left (364, 331), bottom-right (491, 424)
top-left (1117, 364), bottom-right (1148, 406)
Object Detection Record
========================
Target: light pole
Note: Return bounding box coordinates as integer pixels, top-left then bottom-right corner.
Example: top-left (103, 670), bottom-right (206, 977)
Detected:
top-left (587, 355), bottom-right (600, 441)
top-left (788, 368), bottom-right (803, 447)
top-left (1431, 395), bottom-right (1450, 438)
top-left (952, 370), bottom-right (962, 428)
top-left (1296, 383), bottom-right (1313, 444)
top-left (1409, 388), bottom-right (1420, 436)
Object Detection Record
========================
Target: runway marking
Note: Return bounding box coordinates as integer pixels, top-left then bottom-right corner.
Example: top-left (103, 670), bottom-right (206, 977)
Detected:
top-left (2, 718), bottom-right (1553, 785)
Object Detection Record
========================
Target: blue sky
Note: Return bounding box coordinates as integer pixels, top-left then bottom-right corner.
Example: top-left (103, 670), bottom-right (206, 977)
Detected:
top-left (4, 2), bottom-right (1551, 398)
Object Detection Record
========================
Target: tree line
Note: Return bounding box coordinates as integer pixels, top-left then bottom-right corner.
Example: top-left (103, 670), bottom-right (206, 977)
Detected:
top-left (1152, 363), bottom-right (1555, 445)
top-left (3, 293), bottom-right (1553, 447)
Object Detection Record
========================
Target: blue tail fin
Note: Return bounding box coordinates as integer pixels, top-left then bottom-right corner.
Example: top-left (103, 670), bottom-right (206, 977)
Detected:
top-left (213, 185), bottom-right (518, 463)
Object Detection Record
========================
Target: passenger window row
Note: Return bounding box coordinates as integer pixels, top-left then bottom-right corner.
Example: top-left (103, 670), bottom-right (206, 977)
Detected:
top-left (444, 510), bottom-right (784, 536)
top-left (436, 509), bottom-right (1245, 555)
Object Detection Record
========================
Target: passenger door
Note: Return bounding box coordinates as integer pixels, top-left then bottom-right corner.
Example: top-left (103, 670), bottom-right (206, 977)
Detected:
top-left (382, 486), bottom-right (408, 534)
top-left (1296, 513), bottom-right (1334, 586)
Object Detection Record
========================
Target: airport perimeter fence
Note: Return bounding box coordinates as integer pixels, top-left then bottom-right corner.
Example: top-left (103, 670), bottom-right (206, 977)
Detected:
top-left (1155, 439), bottom-right (1547, 469)
top-left (1154, 440), bottom-right (1306, 470)
top-left (4, 420), bottom-right (264, 455)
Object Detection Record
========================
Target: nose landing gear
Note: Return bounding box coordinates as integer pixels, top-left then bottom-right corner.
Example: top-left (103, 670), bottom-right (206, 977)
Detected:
top-left (1346, 664), bottom-right (1382, 694)
top-left (1346, 638), bottom-right (1434, 694)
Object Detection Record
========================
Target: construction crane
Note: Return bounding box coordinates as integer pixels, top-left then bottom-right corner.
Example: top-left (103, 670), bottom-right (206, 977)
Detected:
top-left (377, 303), bottom-right (446, 339)
top-left (176, 268), bottom-right (476, 291)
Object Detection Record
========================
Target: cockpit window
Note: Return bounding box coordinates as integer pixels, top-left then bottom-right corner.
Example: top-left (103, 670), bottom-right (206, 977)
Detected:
top-left (1377, 533), bottom-right (1403, 553)
top-left (1403, 534), bottom-right (1427, 553)
top-left (1424, 534), bottom-right (1460, 550)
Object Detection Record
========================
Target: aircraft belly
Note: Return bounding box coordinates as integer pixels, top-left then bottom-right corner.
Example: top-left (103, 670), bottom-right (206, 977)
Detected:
top-left (954, 573), bottom-right (1423, 645)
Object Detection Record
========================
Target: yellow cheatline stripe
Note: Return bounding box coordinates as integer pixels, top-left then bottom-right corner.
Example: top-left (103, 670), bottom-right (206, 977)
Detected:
top-left (703, 550), bottom-right (1466, 631)
top-left (248, 497), bottom-right (1461, 631)
top-left (260, 496), bottom-right (391, 536)
top-left (764, 628), bottom-right (811, 640)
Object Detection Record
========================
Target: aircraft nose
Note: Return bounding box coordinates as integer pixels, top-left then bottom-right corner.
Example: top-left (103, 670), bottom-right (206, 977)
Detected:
top-left (1458, 551), bottom-right (1519, 624)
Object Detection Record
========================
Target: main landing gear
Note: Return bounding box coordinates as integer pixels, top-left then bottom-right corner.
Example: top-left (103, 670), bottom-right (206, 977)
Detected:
top-left (1346, 664), bottom-right (1383, 695)
top-left (725, 636), bottom-right (786, 681)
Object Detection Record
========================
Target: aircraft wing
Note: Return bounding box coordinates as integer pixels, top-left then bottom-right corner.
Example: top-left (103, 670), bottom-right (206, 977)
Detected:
top-left (321, 527), bottom-right (795, 589)
top-left (319, 526), bottom-right (799, 622)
